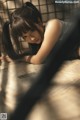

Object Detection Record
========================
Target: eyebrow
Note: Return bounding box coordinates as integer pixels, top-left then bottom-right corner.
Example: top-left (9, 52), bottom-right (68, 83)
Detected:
top-left (23, 30), bottom-right (33, 37)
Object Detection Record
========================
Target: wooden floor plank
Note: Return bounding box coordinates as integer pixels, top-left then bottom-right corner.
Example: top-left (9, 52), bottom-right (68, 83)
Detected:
top-left (0, 60), bottom-right (80, 120)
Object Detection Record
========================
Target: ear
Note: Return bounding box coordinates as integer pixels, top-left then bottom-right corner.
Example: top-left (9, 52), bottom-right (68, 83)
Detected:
top-left (2, 21), bottom-right (32, 60)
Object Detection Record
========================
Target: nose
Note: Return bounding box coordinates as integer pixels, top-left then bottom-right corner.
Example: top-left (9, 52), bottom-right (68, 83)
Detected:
top-left (30, 36), bottom-right (35, 41)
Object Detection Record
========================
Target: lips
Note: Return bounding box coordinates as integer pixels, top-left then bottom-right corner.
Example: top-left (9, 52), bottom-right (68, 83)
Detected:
top-left (36, 39), bottom-right (41, 44)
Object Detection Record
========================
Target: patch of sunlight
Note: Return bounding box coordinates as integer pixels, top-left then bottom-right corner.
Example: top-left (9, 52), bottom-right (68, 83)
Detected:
top-left (5, 63), bottom-right (18, 111)
top-left (0, 61), bottom-right (8, 91)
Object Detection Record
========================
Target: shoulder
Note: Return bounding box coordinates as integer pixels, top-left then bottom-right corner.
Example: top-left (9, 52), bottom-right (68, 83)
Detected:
top-left (44, 19), bottom-right (63, 36)
top-left (46, 19), bottom-right (62, 28)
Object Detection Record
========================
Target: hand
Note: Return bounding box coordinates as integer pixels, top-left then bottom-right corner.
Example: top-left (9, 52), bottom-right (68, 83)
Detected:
top-left (24, 56), bottom-right (32, 63)
top-left (24, 55), bottom-right (38, 64)
top-left (0, 55), bottom-right (13, 62)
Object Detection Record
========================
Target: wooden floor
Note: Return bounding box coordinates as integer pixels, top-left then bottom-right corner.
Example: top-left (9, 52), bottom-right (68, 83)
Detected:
top-left (0, 59), bottom-right (80, 120)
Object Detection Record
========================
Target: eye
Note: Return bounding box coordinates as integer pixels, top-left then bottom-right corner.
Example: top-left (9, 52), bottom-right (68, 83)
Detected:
top-left (19, 37), bottom-right (24, 42)
top-left (23, 35), bottom-right (27, 39)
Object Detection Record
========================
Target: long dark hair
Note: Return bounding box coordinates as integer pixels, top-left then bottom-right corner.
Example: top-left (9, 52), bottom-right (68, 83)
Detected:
top-left (2, 2), bottom-right (42, 60)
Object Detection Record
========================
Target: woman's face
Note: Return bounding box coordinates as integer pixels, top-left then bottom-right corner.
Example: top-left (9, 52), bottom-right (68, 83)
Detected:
top-left (22, 30), bottom-right (42, 44)
top-left (22, 23), bottom-right (44, 44)
top-left (19, 23), bottom-right (44, 51)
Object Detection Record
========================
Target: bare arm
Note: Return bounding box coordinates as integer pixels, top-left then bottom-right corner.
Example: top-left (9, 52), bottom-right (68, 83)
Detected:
top-left (25, 19), bottom-right (62, 64)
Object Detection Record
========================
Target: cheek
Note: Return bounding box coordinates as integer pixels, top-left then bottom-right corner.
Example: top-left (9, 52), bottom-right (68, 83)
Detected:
top-left (32, 31), bottom-right (41, 39)
top-left (21, 42), bottom-right (29, 49)
top-left (37, 31), bottom-right (43, 40)
top-left (36, 32), bottom-right (41, 40)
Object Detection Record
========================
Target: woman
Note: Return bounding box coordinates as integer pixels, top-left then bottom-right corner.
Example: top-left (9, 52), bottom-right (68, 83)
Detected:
top-left (2, 2), bottom-right (79, 64)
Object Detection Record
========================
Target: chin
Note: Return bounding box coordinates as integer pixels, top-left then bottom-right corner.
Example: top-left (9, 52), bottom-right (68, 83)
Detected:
top-left (37, 41), bottom-right (41, 44)
top-left (37, 39), bottom-right (42, 44)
